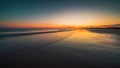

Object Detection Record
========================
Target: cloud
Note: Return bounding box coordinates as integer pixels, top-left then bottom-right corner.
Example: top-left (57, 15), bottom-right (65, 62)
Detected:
top-left (111, 24), bottom-right (120, 27)
top-left (101, 24), bottom-right (120, 28)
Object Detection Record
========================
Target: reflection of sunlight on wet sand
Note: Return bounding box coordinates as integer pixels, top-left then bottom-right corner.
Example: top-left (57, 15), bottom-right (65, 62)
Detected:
top-left (51, 29), bottom-right (120, 59)
top-left (74, 30), bottom-right (117, 45)
top-left (63, 29), bottom-right (118, 48)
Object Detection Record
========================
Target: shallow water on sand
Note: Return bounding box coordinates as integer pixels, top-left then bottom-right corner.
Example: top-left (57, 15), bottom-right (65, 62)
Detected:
top-left (0, 29), bottom-right (120, 68)
top-left (0, 31), bottom-right (73, 55)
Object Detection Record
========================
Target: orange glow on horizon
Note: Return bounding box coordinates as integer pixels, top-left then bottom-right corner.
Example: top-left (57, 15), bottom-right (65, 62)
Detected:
top-left (0, 22), bottom-right (119, 28)
top-left (0, 9), bottom-right (120, 28)
top-left (0, 22), bottom-right (69, 28)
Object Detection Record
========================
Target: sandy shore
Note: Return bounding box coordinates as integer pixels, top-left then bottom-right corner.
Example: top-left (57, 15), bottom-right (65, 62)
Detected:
top-left (0, 29), bottom-right (120, 68)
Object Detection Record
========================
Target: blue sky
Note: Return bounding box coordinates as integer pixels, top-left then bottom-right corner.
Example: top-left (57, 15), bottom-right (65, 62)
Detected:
top-left (0, 0), bottom-right (120, 28)
top-left (0, 0), bottom-right (120, 21)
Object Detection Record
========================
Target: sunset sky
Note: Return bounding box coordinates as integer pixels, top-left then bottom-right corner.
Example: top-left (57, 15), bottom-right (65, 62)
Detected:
top-left (0, 0), bottom-right (120, 28)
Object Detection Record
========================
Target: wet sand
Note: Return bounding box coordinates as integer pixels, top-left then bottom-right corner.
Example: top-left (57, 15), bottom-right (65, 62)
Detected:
top-left (0, 29), bottom-right (120, 68)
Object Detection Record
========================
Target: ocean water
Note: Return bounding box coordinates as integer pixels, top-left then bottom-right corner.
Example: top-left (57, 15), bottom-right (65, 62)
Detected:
top-left (0, 28), bottom-right (73, 37)
top-left (0, 29), bottom-right (120, 68)
top-left (0, 28), bottom-right (58, 32)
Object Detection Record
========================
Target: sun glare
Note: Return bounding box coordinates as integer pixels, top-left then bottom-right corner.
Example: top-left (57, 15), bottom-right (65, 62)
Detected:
top-left (43, 9), bottom-right (119, 28)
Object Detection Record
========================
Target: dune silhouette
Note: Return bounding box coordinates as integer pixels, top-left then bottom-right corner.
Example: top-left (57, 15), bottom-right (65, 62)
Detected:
top-left (88, 29), bottom-right (120, 35)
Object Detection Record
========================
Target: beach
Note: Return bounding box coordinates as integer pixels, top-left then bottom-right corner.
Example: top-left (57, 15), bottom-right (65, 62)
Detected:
top-left (0, 29), bottom-right (120, 68)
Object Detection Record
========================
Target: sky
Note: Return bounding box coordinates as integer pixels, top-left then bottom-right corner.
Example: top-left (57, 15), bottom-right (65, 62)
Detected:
top-left (0, 0), bottom-right (120, 28)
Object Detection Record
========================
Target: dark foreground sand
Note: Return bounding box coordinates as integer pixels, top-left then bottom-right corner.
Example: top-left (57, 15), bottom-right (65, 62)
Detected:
top-left (0, 29), bottom-right (120, 68)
